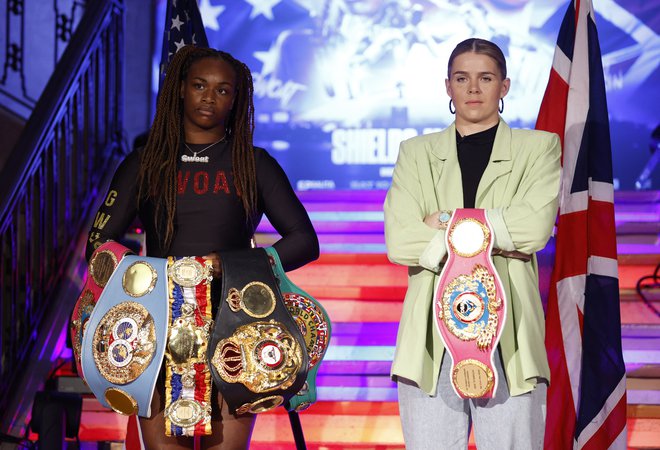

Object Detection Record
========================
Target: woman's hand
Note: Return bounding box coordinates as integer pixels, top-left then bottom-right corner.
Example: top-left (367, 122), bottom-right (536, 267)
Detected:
top-left (424, 210), bottom-right (452, 230)
top-left (424, 211), bottom-right (443, 229)
top-left (203, 251), bottom-right (222, 278)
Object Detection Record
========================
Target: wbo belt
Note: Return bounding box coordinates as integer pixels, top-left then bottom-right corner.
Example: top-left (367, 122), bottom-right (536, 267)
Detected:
top-left (71, 241), bottom-right (132, 379)
top-left (264, 247), bottom-right (331, 412)
top-left (433, 208), bottom-right (507, 399)
top-left (208, 248), bottom-right (309, 415)
top-left (81, 255), bottom-right (170, 417)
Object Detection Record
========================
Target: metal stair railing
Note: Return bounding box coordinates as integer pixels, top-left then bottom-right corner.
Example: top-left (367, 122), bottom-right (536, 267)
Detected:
top-left (0, 0), bottom-right (123, 420)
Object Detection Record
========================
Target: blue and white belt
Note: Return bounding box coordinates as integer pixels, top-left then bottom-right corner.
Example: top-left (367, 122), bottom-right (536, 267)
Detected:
top-left (80, 255), bottom-right (169, 417)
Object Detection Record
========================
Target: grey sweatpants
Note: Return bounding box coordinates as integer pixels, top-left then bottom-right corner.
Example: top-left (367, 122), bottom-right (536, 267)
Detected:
top-left (397, 349), bottom-right (547, 450)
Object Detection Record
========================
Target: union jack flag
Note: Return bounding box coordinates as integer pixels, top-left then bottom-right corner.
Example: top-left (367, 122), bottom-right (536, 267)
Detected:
top-left (536, 1), bottom-right (628, 449)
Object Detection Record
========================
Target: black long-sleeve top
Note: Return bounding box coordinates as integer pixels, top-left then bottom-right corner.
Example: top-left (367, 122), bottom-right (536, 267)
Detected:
top-left (86, 141), bottom-right (319, 271)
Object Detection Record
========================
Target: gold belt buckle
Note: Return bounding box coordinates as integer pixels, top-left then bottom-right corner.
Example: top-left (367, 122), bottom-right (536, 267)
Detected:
top-left (165, 398), bottom-right (211, 428)
top-left (168, 257), bottom-right (211, 287)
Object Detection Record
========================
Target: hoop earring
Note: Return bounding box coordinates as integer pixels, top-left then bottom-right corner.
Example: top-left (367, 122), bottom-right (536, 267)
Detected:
top-left (499, 98), bottom-right (504, 113)
top-left (449, 99), bottom-right (456, 114)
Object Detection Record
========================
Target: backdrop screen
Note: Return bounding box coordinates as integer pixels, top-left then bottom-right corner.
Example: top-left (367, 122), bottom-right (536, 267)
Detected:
top-left (155, 0), bottom-right (660, 190)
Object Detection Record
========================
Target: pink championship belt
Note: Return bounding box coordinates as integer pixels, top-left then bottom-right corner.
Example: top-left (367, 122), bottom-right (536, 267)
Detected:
top-left (70, 241), bottom-right (133, 378)
top-left (433, 208), bottom-right (506, 398)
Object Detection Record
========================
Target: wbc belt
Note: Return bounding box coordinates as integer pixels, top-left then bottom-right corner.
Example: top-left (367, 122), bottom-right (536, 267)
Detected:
top-left (208, 248), bottom-right (309, 415)
top-left (81, 255), bottom-right (170, 417)
top-left (264, 247), bottom-right (331, 412)
top-left (433, 208), bottom-right (506, 398)
top-left (70, 241), bottom-right (132, 379)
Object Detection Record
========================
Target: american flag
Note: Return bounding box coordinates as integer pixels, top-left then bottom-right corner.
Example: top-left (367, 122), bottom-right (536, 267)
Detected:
top-left (159, 0), bottom-right (209, 85)
top-left (536, 1), bottom-right (628, 449)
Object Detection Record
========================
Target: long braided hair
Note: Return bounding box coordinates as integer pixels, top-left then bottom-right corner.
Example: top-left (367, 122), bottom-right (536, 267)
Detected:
top-left (137, 46), bottom-right (257, 250)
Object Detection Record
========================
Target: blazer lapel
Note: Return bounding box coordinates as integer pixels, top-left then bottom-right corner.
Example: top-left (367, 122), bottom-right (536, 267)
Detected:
top-left (430, 124), bottom-right (464, 209)
top-left (476, 120), bottom-right (513, 207)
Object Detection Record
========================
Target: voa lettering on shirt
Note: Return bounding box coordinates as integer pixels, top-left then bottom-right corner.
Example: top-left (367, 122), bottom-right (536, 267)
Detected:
top-left (177, 169), bottom-right (233, 196)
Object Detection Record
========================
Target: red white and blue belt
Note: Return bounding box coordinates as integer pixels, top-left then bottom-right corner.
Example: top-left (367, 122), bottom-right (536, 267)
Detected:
top-left (164, 256), bottom-right (214, 436)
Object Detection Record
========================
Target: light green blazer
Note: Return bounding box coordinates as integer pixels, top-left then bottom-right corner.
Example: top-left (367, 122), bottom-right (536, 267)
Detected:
top-left (383, 120), bottom-right (561, 396)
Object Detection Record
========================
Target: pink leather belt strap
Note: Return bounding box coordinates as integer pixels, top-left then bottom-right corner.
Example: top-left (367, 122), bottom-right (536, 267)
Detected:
top-left (433, 208), bottom-right (507, 399)
top-left (70, 240), bottom-right (133, 378)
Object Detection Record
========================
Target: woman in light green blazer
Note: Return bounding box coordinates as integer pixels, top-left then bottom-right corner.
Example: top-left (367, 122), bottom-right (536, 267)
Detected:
top-left (384, 38), bottom-right (561, 449)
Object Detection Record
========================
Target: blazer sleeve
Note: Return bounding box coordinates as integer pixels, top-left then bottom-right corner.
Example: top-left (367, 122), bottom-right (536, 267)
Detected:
top-left (384, 139), bottom-right (444, 268)
top-left (486, 132), bottom-right (561, 255)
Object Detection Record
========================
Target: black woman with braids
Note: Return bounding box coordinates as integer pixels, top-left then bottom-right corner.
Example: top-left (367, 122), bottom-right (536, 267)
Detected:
top-left (85, 46), bottom-right (319, 449)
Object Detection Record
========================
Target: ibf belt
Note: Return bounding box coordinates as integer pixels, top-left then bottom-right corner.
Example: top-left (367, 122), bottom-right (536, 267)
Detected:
top-left (208, 248), bottom-right (309, 415)
top-left (433, 208), bottom-right (506, 398)
top-left (81, 255), bottom-right (170, 417)
top-left (264, 247), bottom-right (331, 412)
top-left (164, 257), bottom-right (214, 437)
top-left (71, 241), bottom-right (132, 379)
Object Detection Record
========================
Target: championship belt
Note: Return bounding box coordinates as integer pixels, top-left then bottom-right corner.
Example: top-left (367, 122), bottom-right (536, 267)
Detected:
top-left (208, 248), bottom-right (309, 415)
top-left (163, 256), bottom-right (214, 436)
top-left (433, 208), bottom-right (506, 398)
top-left (80, 255), bottom-right (170, 417)
top-left (264, 247), bottom-right (331, 412)
top-left (70, 241), bottom-right (132, 378)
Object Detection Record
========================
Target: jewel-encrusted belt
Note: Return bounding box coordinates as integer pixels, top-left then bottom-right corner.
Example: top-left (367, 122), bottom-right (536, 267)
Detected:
top-left (208, 248), bottom-right (309, 415)
top-left (81, 255), bottom-right (170, 418)
top-left (433, 208), bottom-right (507, 399)
top-left (164, 257), bottom-right (214, 436)
top-left (264, 246), bottom-right (331, 412)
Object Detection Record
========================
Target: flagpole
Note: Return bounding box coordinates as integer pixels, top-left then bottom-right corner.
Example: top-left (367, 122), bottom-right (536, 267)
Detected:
top-left (288, 410), bottom-right (308, 450)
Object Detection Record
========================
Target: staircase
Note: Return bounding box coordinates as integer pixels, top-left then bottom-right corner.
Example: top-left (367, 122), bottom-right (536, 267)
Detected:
top-left (0, 0), bottom-right (125, 441)
top-left (616, 191), bottom-right (660, 450)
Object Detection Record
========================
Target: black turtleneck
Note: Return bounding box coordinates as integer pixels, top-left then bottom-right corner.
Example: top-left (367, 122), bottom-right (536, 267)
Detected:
top-left (456, 123), bottom-right (498, 208)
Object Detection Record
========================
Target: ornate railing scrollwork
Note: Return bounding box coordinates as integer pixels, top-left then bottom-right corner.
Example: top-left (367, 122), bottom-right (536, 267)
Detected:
top-left (1, 0), bottom-right (87, 117)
